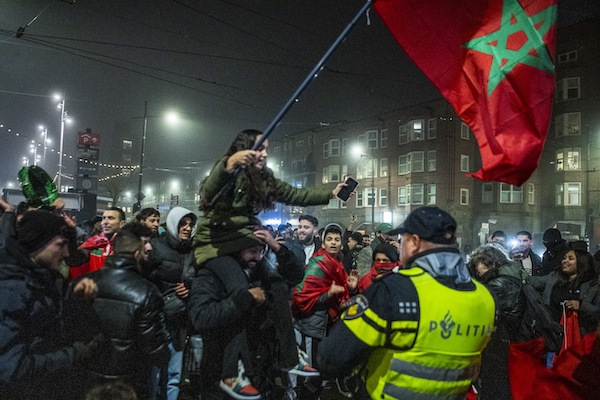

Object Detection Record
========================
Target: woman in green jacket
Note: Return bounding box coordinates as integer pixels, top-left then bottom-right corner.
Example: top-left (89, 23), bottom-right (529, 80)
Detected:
top-left (193, 129), bottom-right (346, 266)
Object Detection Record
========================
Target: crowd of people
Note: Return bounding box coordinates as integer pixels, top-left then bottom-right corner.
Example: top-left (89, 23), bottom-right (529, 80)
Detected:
top-left (1, 129), bottom-right (600, 400)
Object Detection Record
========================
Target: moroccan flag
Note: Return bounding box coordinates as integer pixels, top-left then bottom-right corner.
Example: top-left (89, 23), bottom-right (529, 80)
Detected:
top-left (374, 0), bottom-right (557, 186)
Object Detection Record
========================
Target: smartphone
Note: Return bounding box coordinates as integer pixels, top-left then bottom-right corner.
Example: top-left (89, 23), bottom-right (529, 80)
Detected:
top-left (336, 177), bottom-right (359, 202)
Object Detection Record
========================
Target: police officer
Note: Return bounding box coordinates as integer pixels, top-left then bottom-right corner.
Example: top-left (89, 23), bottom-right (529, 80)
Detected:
top-left (317, 206), bottom-right (496, 399)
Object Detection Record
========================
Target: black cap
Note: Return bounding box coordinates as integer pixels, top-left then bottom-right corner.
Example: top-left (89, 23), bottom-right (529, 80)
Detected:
top-left (543, 228), bottom-right (562, 244)
top-left (389, 206), bottom-right (457, 244)
top-left (17, 210), bottom-right (73, 254)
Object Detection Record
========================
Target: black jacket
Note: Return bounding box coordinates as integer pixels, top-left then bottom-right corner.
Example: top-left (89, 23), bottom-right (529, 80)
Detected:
top-left (541, 241), bottom-right (569, 276)
top-left (70, 255), bottom-right (170, 384)
top-left (0, 237), bottom-right (82, 399)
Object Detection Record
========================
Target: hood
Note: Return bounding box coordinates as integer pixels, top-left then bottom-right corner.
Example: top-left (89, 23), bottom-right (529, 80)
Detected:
top-left (166, 206), bottom-right (198, 242)
top-left (406, 248), bottom-right (471, 284)
top-left (498, 260), bottom-right (528, 280)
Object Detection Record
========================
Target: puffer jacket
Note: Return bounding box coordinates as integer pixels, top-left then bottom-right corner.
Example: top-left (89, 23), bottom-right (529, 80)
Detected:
top-left (0, 237), bottom-right (81, 399)
top-left (71, 254), bottom-right (170, 383)
top-left (480, 261), bottom-right (528, 341)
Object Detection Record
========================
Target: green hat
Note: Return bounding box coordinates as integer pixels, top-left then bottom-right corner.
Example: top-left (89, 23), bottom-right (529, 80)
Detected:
top-left (375, 223), bottom-right (393, 234)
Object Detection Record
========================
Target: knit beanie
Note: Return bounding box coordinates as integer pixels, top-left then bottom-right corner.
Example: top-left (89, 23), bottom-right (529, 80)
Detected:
top-left (372, 242), bottom-right (399, 263)
top-left (17, 210), bottom-right (70, 254)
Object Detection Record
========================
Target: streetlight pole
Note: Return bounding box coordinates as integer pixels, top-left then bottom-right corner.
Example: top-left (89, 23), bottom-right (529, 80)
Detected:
top-left (40, 126), bottom-right (48, 169)
top-left (134, 101), bottom-right (148, 214)
top-left (371, 150), bottom-right (375, 235)
top-left (56, 97), bottom-right (66, 192)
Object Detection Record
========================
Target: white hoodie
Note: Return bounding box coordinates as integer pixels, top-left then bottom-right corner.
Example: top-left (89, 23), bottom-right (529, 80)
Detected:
top-left (166, 206), bottom-right (198, 242)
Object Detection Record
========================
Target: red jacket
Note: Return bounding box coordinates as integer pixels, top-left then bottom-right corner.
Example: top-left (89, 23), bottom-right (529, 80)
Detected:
top-left (357, 261), bottom-right (401, 293)
top-left (292, 247), bottom-right (349, 322)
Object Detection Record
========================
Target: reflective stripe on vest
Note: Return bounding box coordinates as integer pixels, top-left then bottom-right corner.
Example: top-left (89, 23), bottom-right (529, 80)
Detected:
top-left (344, 308), bottom-right (418, 348)
top-left (390, 358), bottom-right (480, 383)
top-left (382, 382), bottom-right (467, 400)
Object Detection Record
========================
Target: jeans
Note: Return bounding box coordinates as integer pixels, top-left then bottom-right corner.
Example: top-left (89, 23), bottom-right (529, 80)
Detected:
top-left (166, 341), bottom-right (183, 400)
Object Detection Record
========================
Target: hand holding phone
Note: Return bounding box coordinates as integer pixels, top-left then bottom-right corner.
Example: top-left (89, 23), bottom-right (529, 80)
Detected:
top-left (336, 177), bottom-right (359, 202)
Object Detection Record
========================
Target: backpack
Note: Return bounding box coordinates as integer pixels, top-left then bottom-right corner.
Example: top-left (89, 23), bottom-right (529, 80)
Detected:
top-left (519, 281), bottom-right (564, 353)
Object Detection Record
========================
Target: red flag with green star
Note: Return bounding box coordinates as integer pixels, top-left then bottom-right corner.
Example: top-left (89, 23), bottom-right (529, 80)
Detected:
top-left (374, 0), bottom-right (557, 186)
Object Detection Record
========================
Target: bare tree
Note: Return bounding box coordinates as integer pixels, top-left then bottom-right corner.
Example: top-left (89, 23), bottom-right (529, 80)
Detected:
top-left (98, 170), bottom-right (134, 207)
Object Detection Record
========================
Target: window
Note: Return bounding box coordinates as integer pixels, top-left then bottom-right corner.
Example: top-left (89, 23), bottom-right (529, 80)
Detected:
top-left (366, 188), bottom-right (376, 207)
top-left (482, 183), bottom-right (493, 204)
top-left (410, 183), bottom-right (424, 205)
top-left (273, 145), bottom-right (280, 152)
top-left (399, 120), bottom-right (424, 144)
top-left (427, 184), bottom-right (436, 205)
top-left (460, 188), bottom-right (469, 205)
top-left (358, 157), bottom-right (377, 179)
top-left (284, 142), bottom-right (288, 151)
top-left (427, 150), bottom-right (437, 171)
top-left (357, 134), bottom-right (365, 149)
top-left (296, 140), bottom-right (304, 147)
top-left (308, 136), bottom-right (312, 145)
top-left (379, 188), bottom-right (388, 206)
top-left (428, 118), bottom-right (437, 139)
top-left (399, 125), bottom-right (408, 144)
top-left (325, 198), bottom-right (339, 209)
top-left (556, 112), bottom-right (581, 137)
top-left (291, 159), bottom-right (304, 172)
top-left (380, 129), bottom-right (388, 148)
top-left (356, 191), bottom-right (364, 208)
top-left (556, 182), bottom-right (581, 206)
top-left (410, 120), bottom-right (425, 141)
top-left (328, 165), bottom-right (340, 182)
top-left (398, 186), bottom-right (408, 205)
top-left (330, 139), bottom-right (340, 156)
top-left (558, 50), bottom-right (577, 63)
top-left (460, 155), bottom-right (469, 172)
top-left (398, 155), bottom-right (408, 175)
top-left (461, 122), bottom-right (470, 140)
top-left (341, 164), bottom-right (348, 181)
top-left (380, 158), bottom-right (388, 177)
top-left (556, 77), bottom-right (580, 101)
top-left (398, 152), bottom-right (424, 174)
top-left (342, 138), bottom-right (349, 155)
top-left (555, 148), bottom-right (581, 171)
top-left (411, 152), bottom-right (424, 172)
top-left (528, 183), bottom-right (535, 205)
top-left (322, 167), bottom-right (329, 184)
top-left (366, 130), bottom-right (378, 149)
top-left (500, 184), bottom-right (523, 203)
top-left (323, 142), bottom-right (329, 159)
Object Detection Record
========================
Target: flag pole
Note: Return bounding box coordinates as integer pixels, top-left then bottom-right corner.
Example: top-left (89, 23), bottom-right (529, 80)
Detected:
top-left (210, 0), bottom-right (374, 206)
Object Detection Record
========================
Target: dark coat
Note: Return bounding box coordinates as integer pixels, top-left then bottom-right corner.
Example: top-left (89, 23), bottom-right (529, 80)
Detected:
top-left (0, 238), bottom-right (82, 399)
top-left (541, 241), bottom-right (569, 276)
top-left (529, 271), bottom-right (600, 336)
top-left (70, 255), bottom-right (170, 388)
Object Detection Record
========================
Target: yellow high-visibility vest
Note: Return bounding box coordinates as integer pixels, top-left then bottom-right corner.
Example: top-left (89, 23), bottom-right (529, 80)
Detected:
top-left (344, 267), bottom-right (496, 400)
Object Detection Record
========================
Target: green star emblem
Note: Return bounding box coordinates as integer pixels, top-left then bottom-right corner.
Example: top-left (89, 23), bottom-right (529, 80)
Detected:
top-left (463, 0), bottom-right (556, 96)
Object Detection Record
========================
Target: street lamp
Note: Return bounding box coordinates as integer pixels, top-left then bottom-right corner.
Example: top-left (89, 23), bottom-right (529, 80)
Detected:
top-left (39, 125), bottom-right (48, 169)
top-left (352, 145), bottom-right (376, 235)
top-left (54, 94), bottom-right (70, 192)
top-left (133, 101), bottom-right (179, 213)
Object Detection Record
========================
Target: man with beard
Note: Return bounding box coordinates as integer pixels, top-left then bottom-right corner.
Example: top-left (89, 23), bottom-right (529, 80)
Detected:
top-left (287, 215), bottom-right (321, 266)
top-left (136, 208), bottom-right (161, 238)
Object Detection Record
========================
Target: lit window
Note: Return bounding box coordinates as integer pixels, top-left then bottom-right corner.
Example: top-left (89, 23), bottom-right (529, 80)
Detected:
top-left (328, 165), bottom-right (340, 182)
top-left (555, 148), bottom-right (581, 171)
top-left (556, 182), bottom-right (581, 206)
top-left (380, 158), bottom-right (388, 177)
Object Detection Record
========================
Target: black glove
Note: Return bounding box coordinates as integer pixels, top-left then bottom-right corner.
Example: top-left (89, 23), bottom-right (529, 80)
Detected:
top-left (73, 332), bottom-right (107, 363)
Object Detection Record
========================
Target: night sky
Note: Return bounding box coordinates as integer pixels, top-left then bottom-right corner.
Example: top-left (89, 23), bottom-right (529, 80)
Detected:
top-left (0, 0), bottom-right (597, 189)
